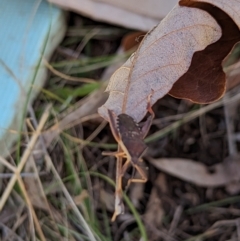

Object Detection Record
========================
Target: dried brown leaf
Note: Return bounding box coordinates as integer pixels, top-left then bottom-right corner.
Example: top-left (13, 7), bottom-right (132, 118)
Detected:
top-left (148, 156), bottom-right (240, 187)
top-left (99, 4), bottom-right (221, 122)
top-left (169, 1), bottom-right (240, 103)
top-left (99, 0), bottom-right (240, 122)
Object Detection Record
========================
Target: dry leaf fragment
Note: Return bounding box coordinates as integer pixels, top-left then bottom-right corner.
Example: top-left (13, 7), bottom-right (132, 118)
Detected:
top-left (148, 157), bottom-right (240, 187)
top-left (98, 4), bottom-right (221, 122)
top-left (169, 0), bottom-right (240, 103)
top-left (99, 0), bottom-right (240, 121)
top-left (144, 174), bottom-right (165, 227)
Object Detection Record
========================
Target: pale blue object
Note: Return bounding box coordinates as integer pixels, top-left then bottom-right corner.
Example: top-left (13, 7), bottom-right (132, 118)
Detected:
top-left (0, 0), bottom-right (66, 156)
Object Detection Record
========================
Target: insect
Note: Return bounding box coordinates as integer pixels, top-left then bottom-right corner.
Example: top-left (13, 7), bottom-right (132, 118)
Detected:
top-left (103, 94), bottom-right (155, 221)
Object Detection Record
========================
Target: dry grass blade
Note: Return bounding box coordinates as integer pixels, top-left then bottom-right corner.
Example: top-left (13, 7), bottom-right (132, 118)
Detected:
top-left (0, 223), bottom-right (25, 241)
top-left (84, 120), bottom-right (107, 145)
top-left (0, 105), bottom-right (51, 240)
top-left (224, 92), bottom-right (238, 156)
top-left (185, 228), bottom-right (221, 241)
top-left (17, 175), bottom-right (46, 241)
top-left (36, 84), bottom-right (108, 149)
top-left (0, 105), bottom-right (51, 210)
top-left (43, 58), bottom-right (97, 83)
top-left (44, 150), bottom-right (98, 241)
top-left (0, 157), bottom-right (16, 172)
top-left (147, 90), bottom-right (240, 143)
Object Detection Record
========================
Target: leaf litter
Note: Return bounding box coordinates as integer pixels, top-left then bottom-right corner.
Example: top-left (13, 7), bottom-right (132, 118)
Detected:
top-left (2, 2), bottom-right (240, 241)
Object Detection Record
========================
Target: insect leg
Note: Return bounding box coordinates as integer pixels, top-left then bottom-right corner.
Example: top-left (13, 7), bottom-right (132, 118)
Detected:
top-left (102, 150), bottom-right (126, 157)
top-left (112, 146), bottom-right (125, 221)
top-left (126, 162), bottom-right (147, 188)
top-left (121, 158), bottom-right (131, 175)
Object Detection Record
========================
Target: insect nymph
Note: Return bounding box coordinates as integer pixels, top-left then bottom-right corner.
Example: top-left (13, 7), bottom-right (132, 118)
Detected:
top-left (104, 96), bottom-right (154, 220)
